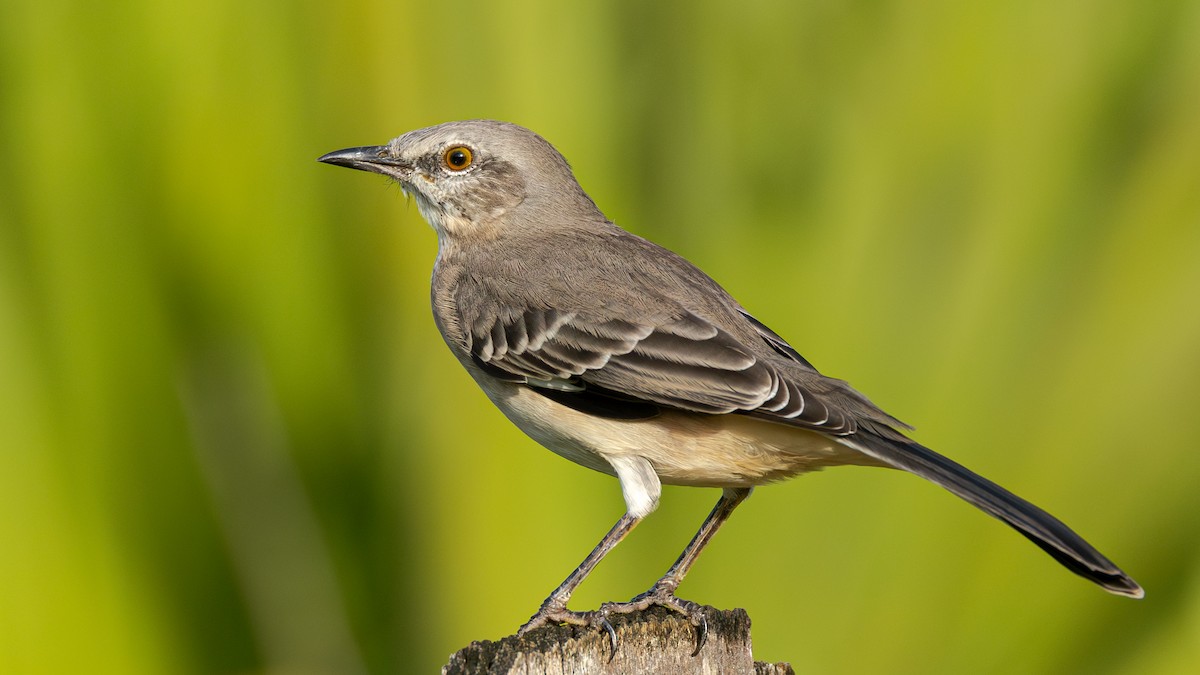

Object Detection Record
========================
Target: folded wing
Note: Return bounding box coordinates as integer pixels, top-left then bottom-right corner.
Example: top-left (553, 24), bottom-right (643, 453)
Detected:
top-left (468, 307), bottom-right (866, 434)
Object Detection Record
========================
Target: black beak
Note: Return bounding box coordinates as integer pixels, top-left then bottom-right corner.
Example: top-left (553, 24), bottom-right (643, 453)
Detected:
top-left (317, 145), bottom-right (410, 177)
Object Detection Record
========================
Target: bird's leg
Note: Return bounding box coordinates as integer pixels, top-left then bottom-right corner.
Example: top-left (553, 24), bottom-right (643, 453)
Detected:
top-left (518, 512), bottom-right (641, 635)
top-left (597, 487), bottom-right (753, 652)
top-left (641, 487), bottom-right (751, 599)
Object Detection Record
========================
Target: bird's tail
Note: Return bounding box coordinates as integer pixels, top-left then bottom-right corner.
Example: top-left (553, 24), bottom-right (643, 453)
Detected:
top-left (845, 431), bottom-right (1143, 598)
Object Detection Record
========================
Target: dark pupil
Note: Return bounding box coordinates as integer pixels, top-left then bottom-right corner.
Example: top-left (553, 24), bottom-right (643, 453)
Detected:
top-left (449, 150), bottom-right (467, 167)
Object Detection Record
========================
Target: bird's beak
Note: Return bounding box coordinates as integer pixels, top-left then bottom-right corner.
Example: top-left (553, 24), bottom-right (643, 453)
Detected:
top-left (317, 145), bottom-right (411, 178)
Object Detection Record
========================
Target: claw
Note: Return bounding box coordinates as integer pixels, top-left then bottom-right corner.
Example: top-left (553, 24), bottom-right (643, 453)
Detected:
top-left (519, 604), bottom-right (622, 660)
top-left (691, 613), bottom-right (708, 656)
top-left (587, 583), bottom-right (711, 655)
top-left (518, 587), bottom-right (710, 657)
top-left (598, 615), bottom-right (618, 662)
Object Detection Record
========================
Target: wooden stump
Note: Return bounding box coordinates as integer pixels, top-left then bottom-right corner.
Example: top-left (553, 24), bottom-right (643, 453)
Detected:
top-left (443, 606), bottom-right (794, 674)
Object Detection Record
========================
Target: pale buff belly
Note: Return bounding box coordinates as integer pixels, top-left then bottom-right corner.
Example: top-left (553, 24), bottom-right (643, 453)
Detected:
top-left (474, 375), bottom-right (886, 488)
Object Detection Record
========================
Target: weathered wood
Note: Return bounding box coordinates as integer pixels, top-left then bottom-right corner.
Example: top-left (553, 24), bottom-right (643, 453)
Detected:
top-left (443, 606), bottom-right (794, 674)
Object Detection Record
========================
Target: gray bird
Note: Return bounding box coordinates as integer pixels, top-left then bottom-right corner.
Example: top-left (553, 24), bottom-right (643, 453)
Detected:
top-left (318, 120), bottom-right (1143, 638)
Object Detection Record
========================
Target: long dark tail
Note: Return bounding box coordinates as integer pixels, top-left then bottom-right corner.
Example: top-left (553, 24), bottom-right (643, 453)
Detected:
top-left (846, 431), bottom-right (1143, 598)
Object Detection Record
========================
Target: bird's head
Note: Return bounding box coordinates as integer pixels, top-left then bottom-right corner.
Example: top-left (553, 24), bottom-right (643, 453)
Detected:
top-left (319, 120), bottom-right (601, 244)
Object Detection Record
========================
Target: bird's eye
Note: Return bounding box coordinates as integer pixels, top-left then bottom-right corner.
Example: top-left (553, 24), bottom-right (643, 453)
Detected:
top-left (443, 146), bottom-right (474, 171)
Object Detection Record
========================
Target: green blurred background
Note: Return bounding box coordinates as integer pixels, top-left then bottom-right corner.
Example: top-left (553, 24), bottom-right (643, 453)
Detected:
top-left (2, 1), bottom-right (1198, 673)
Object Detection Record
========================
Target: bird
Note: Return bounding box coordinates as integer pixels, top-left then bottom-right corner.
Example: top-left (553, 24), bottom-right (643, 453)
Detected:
top-left (318, 119), bottom-right (1143, 640)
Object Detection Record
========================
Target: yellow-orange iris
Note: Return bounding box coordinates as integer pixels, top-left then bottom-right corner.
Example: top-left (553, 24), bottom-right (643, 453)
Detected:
top-left (443, 146), bottom-right (473, 171)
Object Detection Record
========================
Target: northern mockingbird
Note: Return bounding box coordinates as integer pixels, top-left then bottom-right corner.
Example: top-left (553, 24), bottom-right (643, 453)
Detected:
top-left (319, 120), bottom-right (1142, 639)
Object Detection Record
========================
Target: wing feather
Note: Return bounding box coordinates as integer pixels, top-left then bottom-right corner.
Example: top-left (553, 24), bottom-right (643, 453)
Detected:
top-left (466, 304), bottom-right (881, 435)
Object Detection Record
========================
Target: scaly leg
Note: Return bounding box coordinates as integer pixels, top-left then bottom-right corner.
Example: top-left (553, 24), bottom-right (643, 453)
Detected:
top-left (517, 512), bottom-right (641, 635)
top-left (598, 488), bottom-right (753, 651)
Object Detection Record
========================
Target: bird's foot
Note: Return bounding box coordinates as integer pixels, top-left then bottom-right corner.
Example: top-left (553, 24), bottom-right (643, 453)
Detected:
top-left (517, 584), bottom-right (708, 658)
top-left (518, 601), bottom-right (606, 635)
top-left (596, 582), bottom-right (709, 655)
top-left (518, 601), bottom-right (620, 659)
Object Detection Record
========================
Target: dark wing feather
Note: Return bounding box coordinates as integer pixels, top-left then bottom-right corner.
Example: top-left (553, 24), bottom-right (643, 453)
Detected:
top-left (738, 310), bottom-right (819, 371)
top-left (468, 307), bottom-right (875, 435)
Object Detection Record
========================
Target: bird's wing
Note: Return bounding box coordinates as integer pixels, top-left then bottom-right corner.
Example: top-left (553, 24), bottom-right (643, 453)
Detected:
top-left (736, 310), bottom-right (819, 372)
top-left (466, 305), bottom-right (868, 435)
